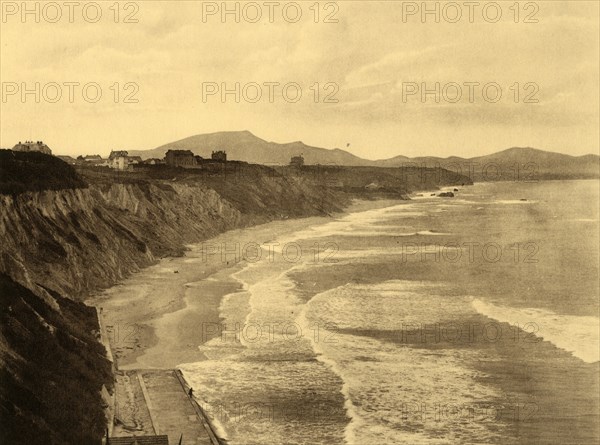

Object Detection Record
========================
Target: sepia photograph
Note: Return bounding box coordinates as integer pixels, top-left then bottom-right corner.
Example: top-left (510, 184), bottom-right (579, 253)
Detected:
top-left (1, 1), bottom-right (599, 444)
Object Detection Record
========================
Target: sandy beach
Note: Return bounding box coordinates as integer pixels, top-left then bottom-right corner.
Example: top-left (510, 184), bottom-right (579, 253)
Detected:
top-left (92, 189), bottom-right (600, 445)
top-left (90, 198), bottom-right (402, 370)
top-left (88, 198), bottom-right (405, 440)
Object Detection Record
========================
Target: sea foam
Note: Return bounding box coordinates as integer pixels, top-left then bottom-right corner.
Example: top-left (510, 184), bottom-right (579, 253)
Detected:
top-left (472, 298), bottom-right (600, 363)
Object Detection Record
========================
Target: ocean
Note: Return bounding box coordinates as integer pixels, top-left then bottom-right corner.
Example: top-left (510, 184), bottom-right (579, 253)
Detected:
top-left (179, 180), bottom-right (600, 445)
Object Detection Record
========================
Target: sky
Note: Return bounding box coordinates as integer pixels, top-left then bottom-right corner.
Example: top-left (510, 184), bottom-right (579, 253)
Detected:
top-left (1, 1), bottom-right (598, 158)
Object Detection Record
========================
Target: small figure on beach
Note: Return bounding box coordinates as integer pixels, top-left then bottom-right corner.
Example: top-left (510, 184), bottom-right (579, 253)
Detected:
top-left (188, 387), bottom-right (194, 397)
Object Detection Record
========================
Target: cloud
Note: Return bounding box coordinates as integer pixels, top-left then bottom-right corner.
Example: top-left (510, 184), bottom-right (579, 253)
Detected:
top-left (0, 1), bottom-right (598, 157)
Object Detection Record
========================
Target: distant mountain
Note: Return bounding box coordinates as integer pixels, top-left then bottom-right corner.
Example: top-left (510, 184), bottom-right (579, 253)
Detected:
top-left (130, 130), bottom-right (368, 166)
top-left (374, 147), bottom-right (600, 180)
top-left (128, 131), bottom-right (600, 180)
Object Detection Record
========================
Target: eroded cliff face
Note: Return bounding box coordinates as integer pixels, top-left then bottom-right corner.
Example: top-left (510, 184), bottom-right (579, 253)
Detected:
top-left (0, 153), bottom-right (473, 444)
top-left (0, 169), bottom-right (351, 301)
top-left (0, 274), bottom-right (113, 445)
top-left (1, 183), bottom-right (257, 300)
top-left (0, 171), bottom-right (348, 444)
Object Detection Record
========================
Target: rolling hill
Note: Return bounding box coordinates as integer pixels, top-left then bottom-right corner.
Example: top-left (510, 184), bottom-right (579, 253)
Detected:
top-left (130, 130), bottom-right (367, 166)
top-left (128, 131), bottom-right (600, 180)
top-left (373, 147), bottom-right (600, 181)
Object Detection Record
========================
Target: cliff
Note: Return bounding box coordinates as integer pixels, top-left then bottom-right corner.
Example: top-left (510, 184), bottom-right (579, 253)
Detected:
top-left (0, 164), bottom-right (349, 300)
top-left (0, 150), bottom-right (85, 195)
top-left (0, 274), bottom-right (112, 444)
top-left (0, 153), bottom-right (470, 444)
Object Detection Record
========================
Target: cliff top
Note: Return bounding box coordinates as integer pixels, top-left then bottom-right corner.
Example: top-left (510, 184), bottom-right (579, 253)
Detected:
top-left (0, 150), bottom-right (87, 195)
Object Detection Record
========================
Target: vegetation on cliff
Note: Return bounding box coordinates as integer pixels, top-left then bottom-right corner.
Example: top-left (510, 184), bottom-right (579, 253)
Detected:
top-left (0, 150), bottom-right (87, 195)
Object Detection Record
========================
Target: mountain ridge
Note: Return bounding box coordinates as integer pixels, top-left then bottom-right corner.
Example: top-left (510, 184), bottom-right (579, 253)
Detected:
top-left (127, 131), bottom-right (599, 180)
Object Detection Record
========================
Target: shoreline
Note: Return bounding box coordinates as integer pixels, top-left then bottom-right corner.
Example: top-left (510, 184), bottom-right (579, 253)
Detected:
top-left (92, 198), bottom-right (404, 370)
top-left (59, 180), bottom-right (600, 443)
top-left (93, 182), bottom-right (597, 442)
top-left (91, 198), bottom-right (406, 441)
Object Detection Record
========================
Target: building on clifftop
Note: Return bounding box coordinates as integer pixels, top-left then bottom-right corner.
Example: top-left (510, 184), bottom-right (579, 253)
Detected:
top-left (165, 149), bottom-right (196, 167)
top-left (108, 150), bottom-right (130, 170)
top-left (128, 156), bottom-right (142, 165)
top-left (142, 158), bottom-right (164, 165)
top-left (76, 154), bottom-right (104, 166)
top-left (108, 150), bottom-right (129, 160)
top-left (12, 140), bottom-right (52, 155)
top-left (211, 150), bottom-right (227, 162)
top-left (290, 154), bottom-right (304, 167)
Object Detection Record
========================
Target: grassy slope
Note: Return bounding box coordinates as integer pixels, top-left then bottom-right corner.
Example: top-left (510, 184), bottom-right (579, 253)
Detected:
top-left (0, 150), bottom-right (87, 195)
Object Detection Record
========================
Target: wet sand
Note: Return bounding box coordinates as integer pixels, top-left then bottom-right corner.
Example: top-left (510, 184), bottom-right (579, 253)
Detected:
top-left (91, 199), bottom-right (402, 370)
top-left (90, 198), bottom-right (406, 441)
top-left (92, 191), bottom-right (599, 444)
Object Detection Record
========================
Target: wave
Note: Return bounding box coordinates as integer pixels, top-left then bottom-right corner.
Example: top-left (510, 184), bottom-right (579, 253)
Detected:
top-left (416, 230), bottom-right (450, 236)
top-left (299, 282), bottom-right (506, 444)
top-left (294, 291), bottom-right (360, 445)
top-left (494, 199), bottom-right (537, 205)
top-left (472, 299), bottom-right (600, 363)
top-left (271, 202), bottom-right (420, 244)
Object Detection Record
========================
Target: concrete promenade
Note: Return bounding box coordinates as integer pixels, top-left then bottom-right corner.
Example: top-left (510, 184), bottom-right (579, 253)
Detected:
top-left (98, 310), bottom-right (222, 445)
